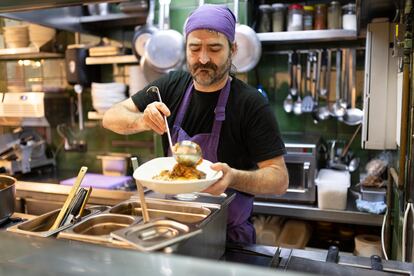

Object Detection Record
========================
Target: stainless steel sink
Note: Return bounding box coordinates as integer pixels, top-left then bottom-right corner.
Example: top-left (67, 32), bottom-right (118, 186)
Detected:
top-left (108, 200), bottom-right (212, 224)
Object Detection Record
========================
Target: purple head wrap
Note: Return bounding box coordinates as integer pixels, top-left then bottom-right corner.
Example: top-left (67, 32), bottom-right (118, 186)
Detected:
top-left (184, 4), bottom-right (236, 42)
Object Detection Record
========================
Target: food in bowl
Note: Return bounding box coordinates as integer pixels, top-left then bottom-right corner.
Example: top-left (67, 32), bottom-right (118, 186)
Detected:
top-left (153, 162), bottom-right (206, 181)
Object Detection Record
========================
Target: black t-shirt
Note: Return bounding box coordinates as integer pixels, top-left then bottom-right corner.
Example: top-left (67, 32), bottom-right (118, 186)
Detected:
top-left (132, 71), bottom-right (286, 170)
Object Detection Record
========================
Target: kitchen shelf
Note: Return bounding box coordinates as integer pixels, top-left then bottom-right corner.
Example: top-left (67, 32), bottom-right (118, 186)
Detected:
top-left (79, 12), bottom-right (146, 28)
top-left (257, 29), bottom-right (358, 43)
top-left (85, 55), bottom-right (138, 65)
top-left (0, 47), bottom-right (63, 60)
top-left (253, 193), bottom-right (383, 226)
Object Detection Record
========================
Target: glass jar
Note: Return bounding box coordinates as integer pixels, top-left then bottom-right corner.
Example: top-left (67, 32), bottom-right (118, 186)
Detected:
top-left (314, 4), bottom-right (327, 30)
top-left (272, 3), bottom-right (285, 32)
top-left (303, 6), bottom-right (314, 30)
top-left (342, 3), bottom-right (356, 30)
top-left (328, 1), bottom-right (342, 29)
top-left (287, 4), bottom-right (303, 32)
top-left (258, 4), bottom-right (273, 33)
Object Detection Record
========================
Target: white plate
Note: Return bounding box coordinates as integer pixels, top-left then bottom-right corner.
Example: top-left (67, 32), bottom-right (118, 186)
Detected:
top-left (133, 157), bottom-right (222, 194)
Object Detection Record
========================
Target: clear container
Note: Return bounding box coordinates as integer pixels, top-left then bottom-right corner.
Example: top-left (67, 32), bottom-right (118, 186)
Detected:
top-left (303, 6), bottom-right (314, 30)
top-left (272, 3), bottom-right (285, 32)
top-left (342, 3), bottom-right (356, 30)
top-left (258, 4), bottom-right (273, 33)
top-left (315, 169), bottom-right (350, 210)
top-left (314, 4), bottom-right (327, 30)
top-left (287, 4), bottom-right (303, 32)
top-left (328, 1), bottom-right (342, 29)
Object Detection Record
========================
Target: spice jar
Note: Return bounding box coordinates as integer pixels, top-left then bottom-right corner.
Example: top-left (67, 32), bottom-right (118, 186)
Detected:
top-left (303, 6), bottom-right (314, 30)
top-left (272, 3), bottom-right (285, 32)
top-left (314, 4), bottom-right (327, 30)
top-left (287, 4), bottom-right (303, 32)
top-left (328, 1), bottom-right (342, 29)
top-left (342, 3), bottom-right (356, 30)
top-left (258, 4), bottom-right (273, 33)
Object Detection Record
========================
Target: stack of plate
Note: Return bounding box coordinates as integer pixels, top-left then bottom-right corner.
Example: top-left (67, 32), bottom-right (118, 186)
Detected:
top-left (28, 24), bottom-right (56, 48)
top-left (91, 82), bottom-right (127, 114)
top-left (3, 25), bottom-right (29, 48)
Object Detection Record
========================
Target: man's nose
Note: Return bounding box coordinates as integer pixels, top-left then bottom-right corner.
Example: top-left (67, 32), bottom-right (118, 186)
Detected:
top-left (199, 49), bottom-right (210, 64)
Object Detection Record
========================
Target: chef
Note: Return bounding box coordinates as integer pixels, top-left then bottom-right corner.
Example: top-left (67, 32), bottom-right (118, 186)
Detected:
top-left (103, 4), bottom-right (288, 244)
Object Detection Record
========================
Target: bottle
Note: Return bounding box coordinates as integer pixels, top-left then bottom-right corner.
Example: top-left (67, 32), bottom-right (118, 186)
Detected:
top-left (303, 6), bottom-right (314, 30)
top-left (314, 4), bottom-right (327, 30)
top-left (287, 4), bottom-right (303, 32)
top-left (258, 4), bottom-right (273, 33)
top-left (328, 1), bottom-right (342, 29)
top-left (342, 3), bottom-right (356, 30)
top-left (272, 3), bottom-right (285, 32)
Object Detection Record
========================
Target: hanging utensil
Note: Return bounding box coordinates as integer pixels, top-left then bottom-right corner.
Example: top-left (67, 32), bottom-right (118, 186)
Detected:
top-left (144, 0), bottom-right (185, 72)
top-left (131, 157), bottom-right (150, 223)
top-left (330, 49), bottom-right (346, 117)
top-left (293, 57), bottom-right (303, 115)
top-left (302, 52), bottom-right (315, 113)
top-left (342, 48), bottom-right (363, 125)
top-left (132, 0), bottom-right (158, 58)
top-left (315, 49), bottom-right (331, 122)
top-left (283, 52), bottom-right (294, 113)
top-left (233, 0), bottom-right (262, 73)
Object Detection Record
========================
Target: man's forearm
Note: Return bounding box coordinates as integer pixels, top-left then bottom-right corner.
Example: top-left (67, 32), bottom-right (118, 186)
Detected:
top-left (229, 165), bottom-right (288, 195)
top-left (102, 103), bottom-right (149, 135)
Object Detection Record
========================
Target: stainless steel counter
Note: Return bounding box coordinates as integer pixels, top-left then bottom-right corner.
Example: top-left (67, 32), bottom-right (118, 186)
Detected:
top-left (254, 191), bottom-right (384, 226)
top-left (0, 231), bottom-right (297, 276)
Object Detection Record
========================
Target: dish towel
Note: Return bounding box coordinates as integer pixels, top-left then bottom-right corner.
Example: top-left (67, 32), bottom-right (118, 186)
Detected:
top-left (356, 199), bottom-right (387, 214)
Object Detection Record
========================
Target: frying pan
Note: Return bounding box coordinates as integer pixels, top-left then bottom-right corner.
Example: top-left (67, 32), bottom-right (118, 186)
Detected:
top-left (0, 175), bottom-right (16, 224)
top-left (144, 0), bottom-right (184, 72)
top-left (132, 0), bottom-right (158, 58)
top-left (233, 0), bottom-right (262, 73)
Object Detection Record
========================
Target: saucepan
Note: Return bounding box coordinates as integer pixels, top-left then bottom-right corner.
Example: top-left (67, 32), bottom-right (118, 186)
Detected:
top-left (132, 0), bottom-right (158, 58)
top-left (0, 175), bottom-right (16, 224)
top-left (143, 0), bottom-right (185, 73)
top-left (233, 0), bottom-right (262, 73)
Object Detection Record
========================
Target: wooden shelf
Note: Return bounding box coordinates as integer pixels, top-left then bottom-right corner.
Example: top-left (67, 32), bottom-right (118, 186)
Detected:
top-left (85, 55), bottom-right (138, 65)
top-left (0, 47), bottom-right (63, 60)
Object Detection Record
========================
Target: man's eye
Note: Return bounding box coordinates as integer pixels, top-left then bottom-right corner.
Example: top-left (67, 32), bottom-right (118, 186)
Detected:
top-left (210, 47), bottom-right (221, 52)
top-left (189, 47), bottom-right (201, 52)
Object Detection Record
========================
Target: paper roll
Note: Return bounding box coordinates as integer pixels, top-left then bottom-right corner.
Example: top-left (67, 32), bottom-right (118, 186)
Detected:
top-left (354, 234), bottom-right (382, 257)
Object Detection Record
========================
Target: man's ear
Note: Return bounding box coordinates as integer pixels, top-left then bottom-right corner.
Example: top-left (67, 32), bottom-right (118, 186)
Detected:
top-left (231, 42), bottom-right (238, 57)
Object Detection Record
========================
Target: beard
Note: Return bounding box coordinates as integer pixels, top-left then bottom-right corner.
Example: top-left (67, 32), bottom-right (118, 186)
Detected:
top-left (187, 55), bottom-right (232, 87)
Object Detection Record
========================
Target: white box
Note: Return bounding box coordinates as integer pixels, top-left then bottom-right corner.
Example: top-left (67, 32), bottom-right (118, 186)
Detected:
top-left (315, 169), bottom-right (351, 210)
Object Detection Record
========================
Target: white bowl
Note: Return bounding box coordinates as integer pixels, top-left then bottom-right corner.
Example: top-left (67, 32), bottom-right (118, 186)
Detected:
top-left (133, 157), bottom-right (222, 194)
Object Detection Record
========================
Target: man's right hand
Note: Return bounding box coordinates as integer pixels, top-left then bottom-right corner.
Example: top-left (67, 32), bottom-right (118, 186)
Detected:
top-left (142, 102), bottom-right (171, 135)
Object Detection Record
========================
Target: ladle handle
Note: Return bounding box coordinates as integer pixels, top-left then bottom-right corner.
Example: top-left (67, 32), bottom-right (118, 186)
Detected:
top-left (131, 157), bottom-right (150, 223)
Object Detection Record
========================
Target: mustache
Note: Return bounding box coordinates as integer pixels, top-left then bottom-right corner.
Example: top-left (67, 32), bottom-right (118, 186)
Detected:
top-left (192, 62), bottom-right (217, 72)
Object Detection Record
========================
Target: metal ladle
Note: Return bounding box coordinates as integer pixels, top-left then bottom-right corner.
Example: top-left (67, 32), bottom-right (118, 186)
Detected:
top-left (147, 86), bottom-right (202, 166)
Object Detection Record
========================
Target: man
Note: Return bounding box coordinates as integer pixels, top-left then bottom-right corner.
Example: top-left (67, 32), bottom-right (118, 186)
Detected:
top-left (103, 4), bottom-right (288, 244)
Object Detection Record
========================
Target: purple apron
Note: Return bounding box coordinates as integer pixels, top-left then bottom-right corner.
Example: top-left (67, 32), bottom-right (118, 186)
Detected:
top-left (169, 79), bottom-right (255, 244)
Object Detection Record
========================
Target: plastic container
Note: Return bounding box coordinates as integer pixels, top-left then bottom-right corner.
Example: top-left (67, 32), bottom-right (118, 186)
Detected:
top-left (277, 220), bottom-right (311, 249)
top-left (315, 169), bottom-right (351, 210)
top-left (360, 186), bottom-right (386, 202)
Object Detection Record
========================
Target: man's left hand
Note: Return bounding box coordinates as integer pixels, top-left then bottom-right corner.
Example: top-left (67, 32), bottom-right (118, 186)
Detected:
top-left (202, 162), bottom-right (233, 195)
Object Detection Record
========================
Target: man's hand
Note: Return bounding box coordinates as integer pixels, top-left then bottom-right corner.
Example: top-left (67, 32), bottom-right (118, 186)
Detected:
top-left (142, 102), bottom-right (171, 134)
top-left (201, 162), bottom-right (232, 195)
